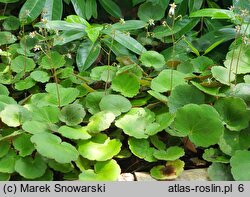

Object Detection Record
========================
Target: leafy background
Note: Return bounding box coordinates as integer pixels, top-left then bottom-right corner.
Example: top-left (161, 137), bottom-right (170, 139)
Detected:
top-left (0, 0), bottom-right (250, 181)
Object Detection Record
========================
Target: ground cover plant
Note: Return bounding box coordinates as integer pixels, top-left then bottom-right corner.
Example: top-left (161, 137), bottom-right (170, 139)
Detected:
top-left (0, 0), bottom-right (250, 181)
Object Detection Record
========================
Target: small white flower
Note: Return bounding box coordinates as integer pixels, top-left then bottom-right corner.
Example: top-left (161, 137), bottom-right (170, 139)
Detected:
top-left (162, 21), bottom-right (167, 27)
top-left (66, 53), bottom-right (72, 59)
top-left (235, 25), bottom-right (241, 33)
top-left (33, 45), bottom-right (42, 51)
top-left (228, 6), bottom-right (235, 11)
top-left (169, 3), bottom-right (177, 17)
top-left (29, 31), bottom-right (37, 38)
top-left (148, 19), bottom-right (155, 26)
top-left (119, 18), bottom-right (125, 24)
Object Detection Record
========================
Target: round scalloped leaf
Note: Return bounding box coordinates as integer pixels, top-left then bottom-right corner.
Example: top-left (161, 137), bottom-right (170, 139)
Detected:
top-left (87, 111), bottom-right (116, 133)
top-left (0, 104), bottom-right (31, 127)
top-left (174, 104), bottom-right (224, 147)
top-left (45, 83), bottom-right (79, 107)
top-left (214, 97), bottom-right (249, 131)
top-left (78, 134), bottom-right (122, 161)
top-left (48, 160), bottom-right (73, 173)
top-left (0, 84), bottom-right (9, 96)
top-left (140, 50), bottom-right (165, 69)
top-left (153, 147), bottom-right (185, 161)
top-left (203, 148), bottom-right (230, 163)
top-left (150, 160), bottom-right (185, 180)
top-left (151, 70), bottom-right (186, 93)
top-left (10, 55), bottom-right (35, 73)
top-left (111, 73), bottom-right (140, 98)
top-left (15, 154), bottom-right (47, 179)
top-left (57, 126), bottom-right (91, 140)
top-left (79, 160), bottom-right (121, 181)
top-left (128, 137), bottom-right (157, 162)
top-left (219, 129), bottom-right (250, 156)
top-left (0, 173), bottom-right (10, 181)
top-left (33, 169), bottom-right (53, 181)
top-left (41, 51), bottom-right (66, 69)
top-left (224, 45), bottom-right (250, 74)
top-left (13, 133), bottom-right (35, 157)
top-left (115, 108), bottom-right (163, 139)
top-left (230, 83), bottom-right (250, 104)
top-left (22, 120), bottom-right (53, 134)
top-left (0, 95), bottom-right (17, 112)
top-left (168, 84), bottom-right (205, 113)
top-left (85, 92), bottom-right (103, 114)
top-left (0, 150), bottom-right (17, 173)
top-left (211, 66), bottom-right (235, 85)
top-left (208, 163), bottom-right (233, 181)
top-left (90, 66), bottom-right (117, 82)
top-left (59, 103), bottom-right (86, 126)
top-left (0, 141), bottom-right (10, 158)
top-left (30, 70), bottom-right (50, 83)
top-left (30, 132), bottom-right (79, 163)
top-left (147, 90), bottom-right (168, 103)
top-left (230, 150), bottom-right (250, 181)
top-left (27, 105), bottom-right (60, 123)
top-left (15, 76), bottom-right (36, 90)
top-left (99, 94), bottom-right (132, 116)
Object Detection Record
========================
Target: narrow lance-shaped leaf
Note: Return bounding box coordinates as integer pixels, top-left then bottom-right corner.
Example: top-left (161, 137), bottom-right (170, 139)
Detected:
top-left (43, 0), bottom-right (63, 20)
top-left (99, 0), bottom-right (122, 18)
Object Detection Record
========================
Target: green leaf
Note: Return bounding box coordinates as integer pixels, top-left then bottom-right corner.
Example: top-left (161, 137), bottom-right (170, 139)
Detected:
top-left (79, 160), bottom-right (121, 181)
top-left (30, 70), bottom-right (50, 83)
top-left (15, 154), bottom-right (47, 179)
top-left (71, 0), bottom-right (86, 18)
top-left (0, 104), bottom-right (31, 127)
top-left (87, 111), bottom-right (116, 133)
top-left (140, 51), bottom-right (165, 69)
top-left (22, 120), bottom-right (53, 134)
top-left (128, 137), bottom-right (157, 162)
top-left (19, 0), bottom-right (46, 25)
top-left (203, 148), bottom-right (230, 163)
top-left (211, 66), bottom-right (236, 85)
top-left (15, 77), bottom-right (36, 91)
top-left (59, 103), bottom-right (86, 126)
top-left (150, 160), bottom-right (185, 180)
top-left (168, 84), bottom-right (205, 113)
top-left (154, 147), bottom-right (185, 161)
top-left (0, 0), bottom-right (20, 2)
top-left (78, 134), bottom-right (122, 161)
top-left (111, 73), bottom-right (140, 98)
top-left (214, 97), bottom-right (249, 131)
top-left (0, 150), bottom-right (17, 173)
top-left (104, 30), bottom-right (146, 55)
top-left (111, 20), bottom-right (146, 31)
top-left (35, 20), bottom-right (86, 31)
top-left (13, 133), bottom-right (35, 157)
top-left (151, 70), bottom-right (186, 93)
top-left (0, 95), bottom-right (17, 112)
top-left (99, 94), bottom-right (132, 116)
top-left (147, 90), bottom-right (168, 103)
top-left (138, 2), bottom-right (165, 21)
top-left (174, 104), bottom-right (224, 147)
top-left (116, 108), bottom-right (167, 139)
top-left (48, 160), bottom-right (73, 173)
top-left (90, 66), bottom-right (117, 82)
top-left (11, 55), bottom-right (35, 73)
top-left (99, 0), bottom-right (122, 18)
top-left (230, 83), bottom-right (250, 104)
top-left (76, 40), bottom-right (101, 71)
top-left (45, 83), bottom-right (80, 107)
top-left (219, 128), bottom-right (250, 156)
top-left (85, 92), bottom-right (103, 114)
top-left (85, 25), bottom-right (103, 43)
top-left (57, 126), bottom-right (91, 140)
top-left (0, 31), bottom-right (17, 46)
top-left (31, 132), bottom-right (79, 163)
top-left (230, 150), bottom-right (250, 181)
top-left (85, 0), bottom-right (97, 19)
top-left (43, 0), bottom-right (63, 20)
top-left (188, 0), bottom-right (203, 12)
top-left (0, 141), bottom-right (10, 158)
top-left (191, 81), bottom-right (224, 97)
top-left (207, 163), bottom-right (233, 181)
top-left (3, 16), bottom-right (20, 31)
top-left (0, 84), bottom-right (9, 96)
top-left (0, 173), bottom-right (10, 181)
top-left (204, 39), bottom-right (225, 55)
top-left (224, 45), bottom-right (250, 74)
top-left (190, 8), bottom-right (234, 19)
top-left (27, 105), bottom-right (60, 123)
top-left (41, 51), bottom-right (66, 70)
